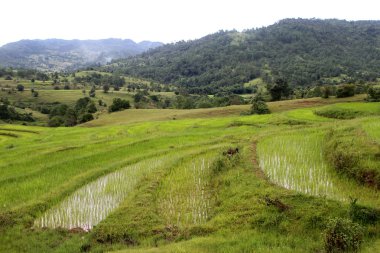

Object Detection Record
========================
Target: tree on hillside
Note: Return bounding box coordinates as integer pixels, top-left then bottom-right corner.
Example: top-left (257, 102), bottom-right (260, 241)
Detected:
top-left (0, 103), bottom-right (34, 121)
top-left (321, 86), bottom-right (331, 99)
top-left (108, 98), bottom-right (131, 112)
top-left (269, 79), bottom-right (291, 101)
top-left (89, 86), bottom-right (96, 97)
top-left (103, 84), bottom-right (110, 93)
top-left (367, 87), bottom-right (380, 102)
top-left (64, 108), bottom-right (77, 127)
top-left (336, 84), bottom-right (355, 98)
top-left (36, 72), bottom-right (49, 82)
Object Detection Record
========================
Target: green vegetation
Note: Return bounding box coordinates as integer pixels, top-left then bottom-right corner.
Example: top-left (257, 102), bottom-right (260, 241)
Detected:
top-left (0, 99), bottom-right (34, 122)
top-left (0, 97), bottom-right (379, 252)
top-left (1, 18), bottom-right (380, 253)
top-left (45, 97), bottom-right (98, 127)
top-left (314, 102), bottom-right (380, 119)
top-left (251, 93), bottom-right (270, 114)
top-left (336, 84), bottom-right (356, 98)
top-left (109, 98), bottom-right (131, 112)
top-left (325, 127), bottom-right (380, 189)
top-left (101, 19), bottom-right (380, 94)
top-left (324, 217), bottom-right (363, 253)
top-left (367, 86), bottom-right (380, 102)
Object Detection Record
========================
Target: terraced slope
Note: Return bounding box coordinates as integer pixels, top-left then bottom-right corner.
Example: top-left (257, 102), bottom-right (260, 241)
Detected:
top-left (0, 99), bottom-right (379, 253)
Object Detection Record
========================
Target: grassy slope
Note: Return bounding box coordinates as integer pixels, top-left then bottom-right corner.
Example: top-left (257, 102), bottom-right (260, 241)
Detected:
top-left (0, 97), bottom-right (379, 253)
top-left (0, 89), bottom-right (134, 107)
top-left (84, 95), bottom-right (365, 127)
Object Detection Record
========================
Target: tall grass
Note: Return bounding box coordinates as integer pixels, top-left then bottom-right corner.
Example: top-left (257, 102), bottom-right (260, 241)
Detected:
top-left (362, 119), bottom-right (380, 143)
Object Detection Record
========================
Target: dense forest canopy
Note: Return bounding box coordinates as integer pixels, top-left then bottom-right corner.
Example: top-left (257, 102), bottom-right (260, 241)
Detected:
top-left (100, 19), bottom-right (380, 94)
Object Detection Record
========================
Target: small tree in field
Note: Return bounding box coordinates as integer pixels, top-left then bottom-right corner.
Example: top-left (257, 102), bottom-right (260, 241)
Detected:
top-left (269, 78), bottom-right (290, 101)
top-left (103, 84), bottom-right (110, 93)
top-left (367, 86), bottom-right (380, 102)
top-left (336, 84), bottom-right (355, 98)
top-left (251, 93), bottom-right (270, 115)
top-left (109, 98), bottom-right (131, 112)
top-left (89, 86), bottom-right (96, 97)
top-left (16, 84), bottom-right (24, 92)
top-left (321, 86), bottom-right (331, 99)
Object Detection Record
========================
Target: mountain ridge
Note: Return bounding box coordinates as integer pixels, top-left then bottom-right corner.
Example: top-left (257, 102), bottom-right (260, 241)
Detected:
top-left (0, 38), bottom-right (163, 71)
top-left (100, 18), bottom-right (380, 94)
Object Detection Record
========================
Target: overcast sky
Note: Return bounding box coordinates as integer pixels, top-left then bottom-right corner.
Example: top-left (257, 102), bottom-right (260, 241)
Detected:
top-left (1, 0), bottom-right (379, 46)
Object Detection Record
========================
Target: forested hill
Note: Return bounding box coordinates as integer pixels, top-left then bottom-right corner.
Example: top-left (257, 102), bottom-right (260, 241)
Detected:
top-left (101, 19), bottom-right (380, 94)
top-left (0, 39), bottom-right (162, 71)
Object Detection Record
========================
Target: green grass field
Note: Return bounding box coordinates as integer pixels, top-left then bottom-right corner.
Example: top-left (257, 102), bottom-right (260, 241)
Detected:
top-left (0, 97), bottom-right (379, 253)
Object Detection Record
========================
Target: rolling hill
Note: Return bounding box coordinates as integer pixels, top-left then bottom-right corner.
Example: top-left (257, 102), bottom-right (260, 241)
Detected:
top-left (100, 19), bottom-right (380, 94)
top-left (0, 39), bottom-right (162, 71)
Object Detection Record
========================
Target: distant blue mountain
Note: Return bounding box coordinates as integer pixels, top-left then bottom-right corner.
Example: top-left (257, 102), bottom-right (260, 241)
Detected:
top-left (0, 38), bottom-right (163, 71)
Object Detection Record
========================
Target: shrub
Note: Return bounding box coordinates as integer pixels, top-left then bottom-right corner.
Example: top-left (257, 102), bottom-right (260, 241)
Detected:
top-left (39, 106), bottom-right (50, 114)
top-left (314, 108), bottom-right (358, 119)
top-left (89, 86), bottom-right (96, 97)
top-left (49, 104), bottom-right (68, 118)
top-left (212, 149), bottom-right (240, 174)
top-left (86, 102), bottom-right (97, 113)
top-left (251, 93), bottom-right (270, 115)
top-left (48, 116), bottom-right (64, 127)
top-left (0, 104), bottom-right (34, 122)
top-left (103, 84), bottom-right (110, 93)
top-left (324, 218), bottom-right (363, 253)
top-left (79, 113), bottom-right (94, 123)
top-left (321, 86), bottom-right (331, 99)
top-left (251, 100), bottom-right (270, 114)
top-left (64, 109), bottom-right (77, 127)
top-left (367, 87), bottom-right (380, 102)
top-left (349, 198), bottom-right (380, 225)
top-left (108, 98), bottom-right (131, 112)
top-left (75, 97), bottom-right (91, 112)
top-left (336, 85), bottom-right (355, 98)
top-left (16, 84), bottom-right (24, 92)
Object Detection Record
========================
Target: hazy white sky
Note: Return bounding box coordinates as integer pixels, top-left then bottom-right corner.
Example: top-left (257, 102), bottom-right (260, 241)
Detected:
top-left (1, 0), bottom-right (379, 46)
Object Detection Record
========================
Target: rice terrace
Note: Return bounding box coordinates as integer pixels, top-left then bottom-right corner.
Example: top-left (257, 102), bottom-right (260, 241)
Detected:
top-left (1, 95), bottom-right (379, 252)
top-left (1, 1), bottom-right (380, 252)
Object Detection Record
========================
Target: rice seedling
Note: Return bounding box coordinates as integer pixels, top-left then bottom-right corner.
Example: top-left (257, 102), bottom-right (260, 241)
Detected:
top-left (258, 132), bottom-right (336, 198)
top-left (158, 152), bottom-right (217, 228)
top-left (257, 130), bottom-right (380, 207)
top-left (34, 158), bottom-right (164, 230)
